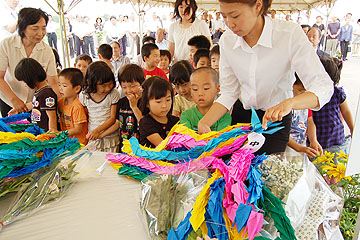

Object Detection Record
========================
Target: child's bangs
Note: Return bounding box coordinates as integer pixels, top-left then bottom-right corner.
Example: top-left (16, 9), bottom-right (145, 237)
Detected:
top-left (148, 81), bottom-right (172, 100)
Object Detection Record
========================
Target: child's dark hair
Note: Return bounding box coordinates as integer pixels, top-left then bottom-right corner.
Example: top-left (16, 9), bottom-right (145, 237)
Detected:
top-left (142, 36), bottom-right (156, 44)
top-left (52, 48), bottom-right (62, 69)
top-left (118, 64), bottom-right (145, 84)
top-left (319, 56), bottom-right (343, 85)
top-left (15, 58), bottom-right (47, 89)
top-left (191, 67), bottom-right (219, 86)
top-left (194, 48), bottom-right (210, 66)
top-left (59, 68), bottom-right (84, 93)
top-left (210, 45), bottom-right (220, 58)
top-left (75, 54), bottom-right (92, 65)
top-left (187, 35), bottom-right (211, 50)
top-left (140, 76), bottom-right (174, 115)
top-left (98, 44), bottom-right (113, 60)
top-left (84, 61), bottom-right (116, 94)
top-left (160, 49), bottom-right (171, 62)
top-left (141, 43), bottom-right (159, 61)
top-left (169, 60), bottom-right (194, 85)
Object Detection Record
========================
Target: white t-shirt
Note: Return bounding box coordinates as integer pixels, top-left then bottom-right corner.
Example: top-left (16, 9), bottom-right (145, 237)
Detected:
top-left (217, 16), bottom-right (333, 112)
top-left (168, 18), bottom-right (211, 62)
top-left (79, 88), bottom-right (121, 135)
top-left (0, 34), bottom-right (57, 107)
top-left (0, 4), bottom-right (17, 41)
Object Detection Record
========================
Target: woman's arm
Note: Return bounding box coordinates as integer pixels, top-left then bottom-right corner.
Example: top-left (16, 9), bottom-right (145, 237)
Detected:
top-left (168, 41), bottom-right (175, 60)
top-left (340, 99), bottom-right (354, 135)
top-left (47, 75), bottom-right (60, 98)
top-left (198, 102), bottom-right (228, 134)
top-left (146, 133), bottom-right (164, 147)
top-left (86, 104), bottom-right (117, 140)
top-left (0, 71), bottom-right (28, 113)
top-left (46, 110), bottom-right (58, 132)
top-left (262, 91), bottom-right (319, 129)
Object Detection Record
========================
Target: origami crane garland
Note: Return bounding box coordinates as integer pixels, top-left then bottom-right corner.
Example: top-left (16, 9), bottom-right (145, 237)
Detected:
top-left (107, 108), bottom-right (296, 240)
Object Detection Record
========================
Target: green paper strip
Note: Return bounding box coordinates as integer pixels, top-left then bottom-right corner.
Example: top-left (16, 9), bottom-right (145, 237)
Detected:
top-left (118, 165), bottom-right (150, 181)
top-left (260, 186), bottom-right (296, 240)
top-left (8, 123), bottom-right (35, 132)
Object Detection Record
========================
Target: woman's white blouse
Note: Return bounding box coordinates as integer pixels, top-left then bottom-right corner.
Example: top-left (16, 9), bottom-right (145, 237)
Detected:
top-left (217, 16), bottom-right (333, 111)
top-left (168, 18), bottom-right (211, 62)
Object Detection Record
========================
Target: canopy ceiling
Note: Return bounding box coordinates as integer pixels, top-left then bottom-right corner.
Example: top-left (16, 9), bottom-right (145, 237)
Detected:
top-left (113, 0), bottom-right (337, 12)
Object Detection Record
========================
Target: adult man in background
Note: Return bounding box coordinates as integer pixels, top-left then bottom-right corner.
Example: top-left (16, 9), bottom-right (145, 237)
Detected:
top-left (213, 12), bottom-right (225, 41)
top-left (325, 16), bottom-right (341, 57)
top-left (155, 28), bottom-right (168, 50)
top-left (0, 0), bottom-right (19, 41)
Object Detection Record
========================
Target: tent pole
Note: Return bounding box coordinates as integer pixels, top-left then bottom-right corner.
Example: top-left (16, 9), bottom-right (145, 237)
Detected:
top-left (57, 0), bottom-right (67, 68)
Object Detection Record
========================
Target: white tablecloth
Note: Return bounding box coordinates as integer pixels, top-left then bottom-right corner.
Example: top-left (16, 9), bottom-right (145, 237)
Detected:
top-left (0, 152), bottom-right (149, 240)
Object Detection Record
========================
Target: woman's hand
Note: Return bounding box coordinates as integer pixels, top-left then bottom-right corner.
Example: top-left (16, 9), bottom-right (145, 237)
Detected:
top-left (86, 129), bottom-right (100, 140)
top-left (198, 119), bottom-right (211, 135)
top-left (262, 98), bottom-right (294, 129)
top-left (11, 97), bottom-right (28, 114)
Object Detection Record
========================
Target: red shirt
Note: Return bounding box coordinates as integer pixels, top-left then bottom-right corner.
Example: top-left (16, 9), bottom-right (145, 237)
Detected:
top-left (143, 67), bottom-right (168, 81)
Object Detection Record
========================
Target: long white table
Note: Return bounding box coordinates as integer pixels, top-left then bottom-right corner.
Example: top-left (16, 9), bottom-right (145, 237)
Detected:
top-left (0, 152), bottom-right (150, 240)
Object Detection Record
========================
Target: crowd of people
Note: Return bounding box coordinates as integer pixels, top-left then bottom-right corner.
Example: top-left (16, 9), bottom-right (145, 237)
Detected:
top-left (0, 0), bottom-right (355, 160)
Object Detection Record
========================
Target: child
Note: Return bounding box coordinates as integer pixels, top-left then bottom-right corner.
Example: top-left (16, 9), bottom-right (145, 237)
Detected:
top-left (13, 58), bottom-right (57, 132)
top-left (180, 67), bottom-right (231, 131)
top-left (188, 35), bottom-right (211, 67)
top-left (75, 54), bottom-right (92, 76)
top-left (141, 43), bottom-right (168, 80)
top-left (79, 61), bottom-right (121, 152)
top-left (210, 45), bottom-right (220, 73)
top-left (170, 60), bottom-right (196, 117)
top-left (139, 76), bottom-right (179, 148)
top-left (98, 64), bottom-right (145, 151)
top-left (159, 49), bottom-right (171, 78)
top-left (312, 56), bottom-right (354, 155)
top-left (58, 68), bottom-right (88, 145)
top-left (134, 36), bottom-right (156, 68)
top-left (98, 43), bottom-right (115, 73)
top-left (194, 48), bottom-right (211, 69)
top-left (286, 74), bottom-right (322, 159)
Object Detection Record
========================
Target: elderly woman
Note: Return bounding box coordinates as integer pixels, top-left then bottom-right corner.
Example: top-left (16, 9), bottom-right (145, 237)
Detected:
top-left (0, 7), bottom-right (58, 117)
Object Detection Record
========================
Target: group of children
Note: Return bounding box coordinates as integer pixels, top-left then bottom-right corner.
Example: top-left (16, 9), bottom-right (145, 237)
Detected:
top-left (8, 32), bottom-right (354, 157)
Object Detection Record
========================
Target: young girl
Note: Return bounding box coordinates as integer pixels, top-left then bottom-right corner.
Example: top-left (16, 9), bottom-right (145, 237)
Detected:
top-left (79, 61), bottom-right (121, 152)
top-left (139, 76), bottom-right (179, 148)
top-left (13, 58), bottom-right (57, 132)
top-left (312, 56), bottom-right (354, 155)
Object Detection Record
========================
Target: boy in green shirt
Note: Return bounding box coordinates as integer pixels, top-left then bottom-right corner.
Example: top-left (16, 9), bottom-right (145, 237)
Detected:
top-left (180, 67), bottom-right (231, 131)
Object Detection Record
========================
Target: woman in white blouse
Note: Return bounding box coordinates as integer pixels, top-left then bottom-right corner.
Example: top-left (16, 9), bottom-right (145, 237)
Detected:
top-left (198, 0), bottom-right (333, 154)
top-left (168, 0), bottom-right (211, 62)
top-left (0, 8), bottom-right (58, 117)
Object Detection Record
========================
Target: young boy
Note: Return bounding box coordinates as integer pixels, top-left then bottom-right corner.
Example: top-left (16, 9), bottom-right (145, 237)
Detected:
top-left (134, 36), bottom-right (156, 67)
top-left (98, 43), bottom-right (115, 72)
top-left (194, 48), bottom-right (211, 69)
top-left (98, 64), bottom-right (144, 151)
top-left (159, 49), bottom-right (171, 78)
top-left (187, 35), bottom-right (211, 67)
top-left (58, 68), bottom-right (88, 145)
top-left (141, 43), bottom-right (168, 80)
top-left (286, 74), bottom-right (322, 159)
top-left (180, 67), bottom-right (231, 131)
top-left (170, 60), bottom-right (196, 117)
top-left (210, 45), bottom-right (220, 73)
top-left (75, 54), bottom-right (92, 76)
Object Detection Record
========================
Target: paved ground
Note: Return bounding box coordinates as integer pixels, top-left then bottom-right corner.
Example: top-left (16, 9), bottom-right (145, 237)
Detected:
top-left (339, 55), bottom-right (360, 135)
